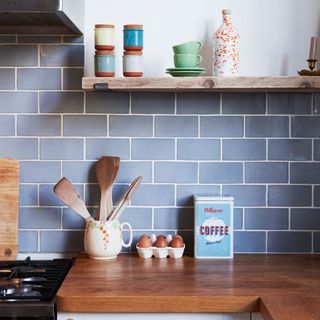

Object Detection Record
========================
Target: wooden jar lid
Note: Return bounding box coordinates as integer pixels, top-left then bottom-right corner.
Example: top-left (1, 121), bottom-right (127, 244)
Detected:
top-left (95, 24), bottom-right (115, 28)
top-left (95, 50), bottom-right (115, 56)
top-left (123, 51), bottom-right (142, 56)
top-left (124, 24), bottom-right (143, 30)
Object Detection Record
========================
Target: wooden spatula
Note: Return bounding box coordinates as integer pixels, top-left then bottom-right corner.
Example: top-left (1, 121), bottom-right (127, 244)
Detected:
top-left (53, 177), bottom-right (92, 221)
top-left (108, 176), bottom-right (143, 221)
top-left (95, 156), bottom-right (120, 221)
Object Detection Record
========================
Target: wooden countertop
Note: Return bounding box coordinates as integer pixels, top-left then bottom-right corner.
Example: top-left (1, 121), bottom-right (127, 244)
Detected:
top-left (57, 254), bottom-right (320, 319)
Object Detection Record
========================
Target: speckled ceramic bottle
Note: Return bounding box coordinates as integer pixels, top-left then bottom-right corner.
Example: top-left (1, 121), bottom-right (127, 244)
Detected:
top-left (213, 9), bottom-right (240, 76)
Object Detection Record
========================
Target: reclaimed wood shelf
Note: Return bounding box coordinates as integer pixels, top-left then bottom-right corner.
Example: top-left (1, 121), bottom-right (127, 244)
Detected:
top-left (82, 76), bottom-right (320, 92)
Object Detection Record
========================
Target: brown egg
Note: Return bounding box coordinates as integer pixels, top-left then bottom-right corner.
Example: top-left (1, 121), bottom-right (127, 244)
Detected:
top-left (154, 237), bottom-right (167, 248)
top-left (137, 234), bottom-right (152, 248)
top-left (170, 237), bottom-right (184, 248)
top-left (174, 235), bottom-right (184, 242)
top-left (157, 235), bottom-right (166, 240)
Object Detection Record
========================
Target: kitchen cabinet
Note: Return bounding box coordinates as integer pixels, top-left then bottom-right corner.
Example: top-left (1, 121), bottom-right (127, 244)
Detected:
top-left (58, 313), bottom-right (259, 320)
top-left (82, 76), bottom-right (320, 92)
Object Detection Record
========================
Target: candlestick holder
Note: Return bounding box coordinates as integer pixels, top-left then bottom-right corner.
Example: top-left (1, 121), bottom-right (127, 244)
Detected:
top-left (307, 59), bottom-right (318, 71)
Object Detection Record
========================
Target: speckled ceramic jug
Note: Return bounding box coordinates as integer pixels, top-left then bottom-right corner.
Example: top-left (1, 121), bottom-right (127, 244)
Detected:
top-left (84, 219), bottom-right (132, 259)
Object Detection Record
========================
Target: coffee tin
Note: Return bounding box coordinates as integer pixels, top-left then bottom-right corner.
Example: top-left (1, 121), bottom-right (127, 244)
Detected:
top-left (194, 196), bottom-right (234, 259)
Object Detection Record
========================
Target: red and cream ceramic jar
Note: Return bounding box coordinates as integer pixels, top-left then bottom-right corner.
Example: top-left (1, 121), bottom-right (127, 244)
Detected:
top-left (123, 51), bottom-right (143, 77)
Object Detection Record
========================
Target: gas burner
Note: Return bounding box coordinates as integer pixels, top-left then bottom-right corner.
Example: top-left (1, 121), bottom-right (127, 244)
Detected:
top-left (0, 284), bottom-right (42, 297)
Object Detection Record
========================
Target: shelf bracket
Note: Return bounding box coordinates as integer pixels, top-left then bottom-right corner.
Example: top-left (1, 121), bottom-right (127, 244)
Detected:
top-left (94, 83), bottom-right (109, 91)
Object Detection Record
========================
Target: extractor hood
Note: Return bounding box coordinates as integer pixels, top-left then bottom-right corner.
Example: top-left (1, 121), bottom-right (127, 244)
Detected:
top-left (0, 0), bottom-right (84, 35)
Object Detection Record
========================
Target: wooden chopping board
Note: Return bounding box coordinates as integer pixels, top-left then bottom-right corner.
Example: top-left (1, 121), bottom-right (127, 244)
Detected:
top-left (0, 158), bottom-right (19, 260)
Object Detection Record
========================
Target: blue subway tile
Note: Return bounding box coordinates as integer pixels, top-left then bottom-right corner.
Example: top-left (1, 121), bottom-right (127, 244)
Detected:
top-left (0, 92), bottom-right (37, 113)
top-left (18, 231), bottom-right (38, 252)
top-left (200, 162), bottom-right (243, 183)
top-left (177, 93), bottom-right (220, 114)
top-left (155, 116), bottom-right (198, 137)
top-left (63, 68), bottom-right (83, 90)
top-left (268, 185), bottom-right (311, 207)
top-left (234, 231), bottom-right (266, 252)
top-left (119, 208), bottom-right (153, 229)
top-left (18, 35), bottom-right (61, 44)
top-left (20, 161), bottom-right (61, 183)
top-left (40, 138), bottom-right (84, 160)
top-left (86, 138), bottom-right (130, 160)
top-left (0, 115), bottom-right (14, 136)
top-left (18, 115), bottom-right (61, 136)
top-left (0, 138), bottom-right (38, 159)
top-left (292, 116), bottom-right (320, 137)
top-left (131, 92), bottom-right (175, 114)
top-left (291, 209), bottom-right (320, 230)
top-left (313, 93), bottom-right (320, 114)
top-left (18, 68), bottom-right (61, 90)
top-left (314, 140), bottom-right (320, 161)
top-left (40, 92), bottom-right (84, 113)
top-left (178, 139), bottom-right (220, 160)
top-left (268, 231), bottom-right (311, 253)
top-left (62, 161), bottom-right (95, 183)
top-left (314, 186), bottom-right (320, 207)
top-left (222, 93), bottom-right (266, 114)
top-left (131, 184), bottom-right (175, 206)
top-left (110, 115), bottom-right (153, 137)
top-left (116, 161), bottom-right (152, 183)
top-left (63, 208), bottom-right (86, 229)
top-left (63, 115), bottom-right (107, 136)
top-left (223, 139), bottom-right (266, 160)
top-left (245, 162), bottom-right (288, 183)
top-left (132, 138), bottom-right (175, 160)
top-left (290, 163), bottom-right (320, 184)
top-left (314, 232), bottom-right (320, 252)
top-left (245, 208), bottom-right (288, 230)
top-left (40, 45), bottom-right (84, 67)
top-left (0, 45), bottom-right (37, 66)
top-left (19, 207), bottom-right (61, 229)
top-left (154, 208), bottom-right (193, 229)
top-left (246, 116), bottom-right (289, 137)
top-left (223, 185), bottom-right (266, 206)
top-left (155, 162), bottom-right (198, 183)
top-left (200, 116), bottom-right (244, 137)
top-left (86, 92), bottom-right (129, 113)
top-left (0, 69), bottom-right (15, 89)
top-left (268, 139), bottom-right (312, 160)
top-left (268, 93), bottom-right (312, 114)
top-left (176, 185), bottom-right (220, 206)
top-left (19, 184), bottom-right (38, 206)
top-left (40, 231), bottom-right (84, 252)
top-left (234, 208), bottom-right (243, 230)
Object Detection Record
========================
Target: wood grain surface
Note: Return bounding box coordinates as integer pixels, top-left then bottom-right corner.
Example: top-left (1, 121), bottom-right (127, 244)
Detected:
top-left (57, 254), bottom-right (320, 319)
top-left (0, 158), bottom-right (19, 260)
top-left (82, 76), bottom-right (320, 92)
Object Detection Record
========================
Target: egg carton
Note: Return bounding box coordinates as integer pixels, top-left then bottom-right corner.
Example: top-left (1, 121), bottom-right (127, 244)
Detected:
top-left (136, 234), bottom-right (185, 259)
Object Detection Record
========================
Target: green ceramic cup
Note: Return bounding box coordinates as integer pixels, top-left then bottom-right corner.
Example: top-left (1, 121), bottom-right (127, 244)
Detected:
top-left (173, 41), bottom-right (202, 54)
top-left (174, 53), bottom-right (202, 68)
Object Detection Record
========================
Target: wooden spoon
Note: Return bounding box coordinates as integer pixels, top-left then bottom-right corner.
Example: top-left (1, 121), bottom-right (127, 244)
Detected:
top-left (53, 177), bottom-right (92, 221)
top-left (108, 176), bottom-right (143, 221)
top-left (95, 156), bottom-right (120, 221)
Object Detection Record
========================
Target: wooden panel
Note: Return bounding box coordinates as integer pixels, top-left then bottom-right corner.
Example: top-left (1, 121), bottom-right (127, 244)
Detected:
top-left (57, 254), bottom-right (320, 317)
top-left (82, 76), bottom-right (320, 92)
top-left (0, 158), bottom-right (19, 260)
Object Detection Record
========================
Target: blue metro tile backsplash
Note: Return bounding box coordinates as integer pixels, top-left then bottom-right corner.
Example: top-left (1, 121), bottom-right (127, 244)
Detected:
top-left (0, 36), bottom-right (320, 254)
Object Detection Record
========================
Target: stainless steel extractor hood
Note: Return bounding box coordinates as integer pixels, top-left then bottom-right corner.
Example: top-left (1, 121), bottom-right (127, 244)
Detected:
top-left (0, 0), bottom-right (84, 35)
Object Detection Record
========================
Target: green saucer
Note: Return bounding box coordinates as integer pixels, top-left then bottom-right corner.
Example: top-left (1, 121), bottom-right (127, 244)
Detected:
top-left (166, 70), bottom-right (205, 77)
top-left (166, 67), bottom-right (206, 72)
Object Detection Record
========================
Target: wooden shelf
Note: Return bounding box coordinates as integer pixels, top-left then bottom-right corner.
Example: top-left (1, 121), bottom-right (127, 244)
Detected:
top-left (82, 76), bottom-right (320, 92)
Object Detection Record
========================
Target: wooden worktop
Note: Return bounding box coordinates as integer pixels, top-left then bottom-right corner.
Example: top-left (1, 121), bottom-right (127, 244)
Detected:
top-left (57, 254), bottom-right (320, 319)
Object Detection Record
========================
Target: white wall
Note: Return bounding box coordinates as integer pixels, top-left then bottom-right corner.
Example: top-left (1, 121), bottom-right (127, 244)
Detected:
top-left (84, 0), bottom-right (320, 77)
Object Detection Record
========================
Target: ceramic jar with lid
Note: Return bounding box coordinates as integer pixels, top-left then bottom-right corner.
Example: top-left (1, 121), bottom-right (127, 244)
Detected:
top-left (95, 50), bottom-right (115, 77)
top-left (123, 24), bottom-right (143, 51)
top-left (95, 24), bottom-right (115, 50)
top-left (123, 51), bottom-right (143, 77)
